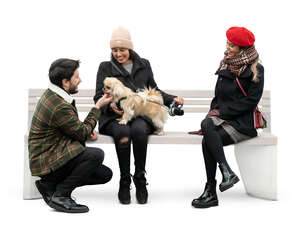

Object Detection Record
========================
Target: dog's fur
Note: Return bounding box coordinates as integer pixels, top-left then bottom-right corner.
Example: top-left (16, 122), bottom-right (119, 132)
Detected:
top-left (103, 77), bottom-right (167, 135)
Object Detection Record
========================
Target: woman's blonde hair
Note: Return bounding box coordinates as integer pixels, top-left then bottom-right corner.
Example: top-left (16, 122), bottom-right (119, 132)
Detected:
top-left (239, 47), bottom-right (260, 83)
top-left (250, 59), bottom-right (259, 83)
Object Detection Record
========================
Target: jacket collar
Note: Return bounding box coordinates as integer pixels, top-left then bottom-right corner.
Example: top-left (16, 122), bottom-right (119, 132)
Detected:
top-left (215, 65), bottom-right (253, 79)
top-left (48, 82), bottom-right (73, 104)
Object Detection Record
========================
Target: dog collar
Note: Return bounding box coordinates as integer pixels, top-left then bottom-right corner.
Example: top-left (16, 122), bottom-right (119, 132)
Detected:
top-left (116, 97), bottom-right (127, 110)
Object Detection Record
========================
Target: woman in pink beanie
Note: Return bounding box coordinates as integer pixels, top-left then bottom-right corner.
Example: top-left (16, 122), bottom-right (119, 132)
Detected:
top-left (191, 27), bottom-right (264, 208)
top-left (94, 27), bottom-right (184, 205)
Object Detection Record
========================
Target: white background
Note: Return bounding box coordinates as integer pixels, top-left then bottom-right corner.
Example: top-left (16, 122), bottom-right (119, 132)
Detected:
top-left (0, 0), bottom-right (299, 230)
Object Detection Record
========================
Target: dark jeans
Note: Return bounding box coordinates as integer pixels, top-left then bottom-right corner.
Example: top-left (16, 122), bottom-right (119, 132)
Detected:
top-left (201, 118), bottom-right (235, 183)
top-left (100, 117), bottom-right (153, 178)
top-left (41, 147), bottom-right (112, 195)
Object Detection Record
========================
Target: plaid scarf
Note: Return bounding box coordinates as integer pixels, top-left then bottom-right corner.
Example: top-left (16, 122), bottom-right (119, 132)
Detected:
top-left (217, 45), bottom-right (259, 77)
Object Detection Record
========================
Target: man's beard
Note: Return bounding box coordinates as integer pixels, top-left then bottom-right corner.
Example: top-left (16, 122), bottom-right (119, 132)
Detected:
top-left (69, 85), bottom-right (78, 94)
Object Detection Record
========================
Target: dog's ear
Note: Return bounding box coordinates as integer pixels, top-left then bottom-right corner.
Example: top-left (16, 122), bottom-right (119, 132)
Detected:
top-left (113, 83), bottom-right (124, 96)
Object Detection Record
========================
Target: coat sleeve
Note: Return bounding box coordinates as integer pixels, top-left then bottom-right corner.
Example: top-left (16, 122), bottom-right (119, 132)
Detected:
top-left (53, 105), bottom-right (100, 144)
top-left (93, 62), bottom-right (114, 114)
top-left (210, 80), bottom-right (219, 110)
top-left (210, 97), bottom-right (218, 110)
top-left (219, 65), bottom-right (264, 120)
top-left (145, 60), bottom-right (176, 107)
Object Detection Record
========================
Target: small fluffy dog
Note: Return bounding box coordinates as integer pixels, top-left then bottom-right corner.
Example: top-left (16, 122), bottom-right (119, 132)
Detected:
top-left (103, 77), bottom-right (167, 135)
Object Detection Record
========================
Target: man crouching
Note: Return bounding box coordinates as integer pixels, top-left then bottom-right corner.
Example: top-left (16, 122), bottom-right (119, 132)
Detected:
top-left (28, 58), bottom-right (113, 213)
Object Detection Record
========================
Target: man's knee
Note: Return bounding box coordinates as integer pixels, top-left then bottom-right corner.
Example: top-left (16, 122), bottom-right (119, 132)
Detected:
top-left (101, 165), bottom-right (113, 183)
top-left (85, 147), bottom-right (104, 164)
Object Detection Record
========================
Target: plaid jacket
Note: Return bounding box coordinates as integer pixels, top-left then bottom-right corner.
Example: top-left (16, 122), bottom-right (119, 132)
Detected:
top-left (28, 86), bottom-right (101, 176)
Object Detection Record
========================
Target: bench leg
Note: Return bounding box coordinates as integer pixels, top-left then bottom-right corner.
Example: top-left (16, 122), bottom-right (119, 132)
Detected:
top-left (234, 144), bottom-right (277, 200)
top-left (23, 140), bottom-right (41, 200)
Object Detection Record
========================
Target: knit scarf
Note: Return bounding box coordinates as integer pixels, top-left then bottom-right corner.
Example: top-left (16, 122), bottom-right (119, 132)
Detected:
top-left (217, 45), bottom-right (259, 77)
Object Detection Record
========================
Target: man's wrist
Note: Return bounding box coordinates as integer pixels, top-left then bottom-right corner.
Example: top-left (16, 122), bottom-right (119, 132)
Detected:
top-left (94, 104), bottom-right (102, 110)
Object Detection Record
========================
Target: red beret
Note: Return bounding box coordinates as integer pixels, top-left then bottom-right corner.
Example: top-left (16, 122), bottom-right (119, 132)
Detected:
top-left (226, 27), bottom-right (255, 47)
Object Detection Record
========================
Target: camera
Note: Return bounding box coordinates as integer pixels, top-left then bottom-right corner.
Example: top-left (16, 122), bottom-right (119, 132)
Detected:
top-left (169, 101), bottom-right (184, 116)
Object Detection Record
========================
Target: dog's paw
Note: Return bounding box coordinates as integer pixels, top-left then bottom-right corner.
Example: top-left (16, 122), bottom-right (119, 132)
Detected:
top-left (118, 120), bottom-right (128, 125)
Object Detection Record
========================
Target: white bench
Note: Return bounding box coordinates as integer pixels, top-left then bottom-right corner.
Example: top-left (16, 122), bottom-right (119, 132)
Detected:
top-left (24, 89), bottom-right (277, 200)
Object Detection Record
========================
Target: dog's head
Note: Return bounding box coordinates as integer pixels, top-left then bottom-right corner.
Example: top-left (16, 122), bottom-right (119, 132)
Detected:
top-left (103, 77), bottom-right (125, 98)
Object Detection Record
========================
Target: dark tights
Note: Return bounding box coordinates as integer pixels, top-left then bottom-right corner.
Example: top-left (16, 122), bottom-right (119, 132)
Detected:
top-left (201, 118), bottom-right (234, 183)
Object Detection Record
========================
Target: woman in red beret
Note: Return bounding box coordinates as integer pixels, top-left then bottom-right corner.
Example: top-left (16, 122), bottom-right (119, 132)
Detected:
top-left (191, 27), bottom-right (264, 208)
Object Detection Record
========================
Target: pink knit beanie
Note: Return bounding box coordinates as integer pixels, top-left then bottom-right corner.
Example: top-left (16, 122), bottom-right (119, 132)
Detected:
top-left (110, 27), bottom-right (133, 49)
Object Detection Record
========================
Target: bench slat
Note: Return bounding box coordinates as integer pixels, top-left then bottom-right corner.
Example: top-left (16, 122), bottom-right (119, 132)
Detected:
top-left (29, 104), bottom-right (271, 113)
top-left (29, 89), bottom-right (270, 99)
top-left (28, 97), bottom-right (270, 108)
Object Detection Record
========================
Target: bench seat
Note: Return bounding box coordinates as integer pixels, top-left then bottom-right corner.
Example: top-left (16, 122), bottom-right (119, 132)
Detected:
top-left (88, 132), bottom-right (277, 145)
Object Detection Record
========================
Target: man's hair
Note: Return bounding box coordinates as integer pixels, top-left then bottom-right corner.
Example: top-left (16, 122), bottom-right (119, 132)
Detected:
top-left (49, 58), bottom-right (80, 88)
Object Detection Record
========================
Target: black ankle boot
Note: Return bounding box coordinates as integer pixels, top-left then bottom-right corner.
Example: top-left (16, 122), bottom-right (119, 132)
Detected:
top-left (218, 162), bottom-right (240, 192)
top-left (192, 181), bottom-right (218, 208)
top-left (133, 172), bottom-right (148, 204)
top-left (118, 176), bottom-right (131, 204)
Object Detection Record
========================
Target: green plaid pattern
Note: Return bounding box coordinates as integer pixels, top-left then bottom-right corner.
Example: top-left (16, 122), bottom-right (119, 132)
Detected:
top-left (28, 89), bottom-right (101, 176)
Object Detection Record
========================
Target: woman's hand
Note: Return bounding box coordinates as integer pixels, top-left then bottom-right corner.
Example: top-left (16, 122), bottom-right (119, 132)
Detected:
top-left (110, 102), bottom-right (124, 115)
top-left (206, 109), bottom-right (220, 118)
top-left (173, 96), bottom-right (184, 105)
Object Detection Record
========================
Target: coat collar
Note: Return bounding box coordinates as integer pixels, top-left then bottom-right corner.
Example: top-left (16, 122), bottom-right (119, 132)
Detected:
top-left (48, 82), bottom-right (73, 104)
top-left (215, 65), bottom-right (253, 79)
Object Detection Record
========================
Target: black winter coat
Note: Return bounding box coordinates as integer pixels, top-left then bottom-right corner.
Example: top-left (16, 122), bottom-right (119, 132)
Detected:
top-left (94, 50), bottom-right (176, 131)
top-left (210, 63), bottom-right (264, 137)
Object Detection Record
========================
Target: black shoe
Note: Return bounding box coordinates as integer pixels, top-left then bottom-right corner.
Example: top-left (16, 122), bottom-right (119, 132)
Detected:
top-left (118, 177), bottom-right (131, 204)
top-left (133, 172), bottom-right (148, 204)
top-left (192, 181), bottom-right (218, 208)
top-left (49, 192), bottom-right (89, 213)
top-left (35, 180), bottom-right (56, 205)
top-left (218, 162), bottom-right (240, 192)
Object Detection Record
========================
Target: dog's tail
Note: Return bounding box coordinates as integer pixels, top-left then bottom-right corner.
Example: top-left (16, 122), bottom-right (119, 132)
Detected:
top-left (139, 87), bottom-right (163, 105)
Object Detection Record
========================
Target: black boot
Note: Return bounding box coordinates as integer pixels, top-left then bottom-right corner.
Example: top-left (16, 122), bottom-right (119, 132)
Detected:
top-left (49, 191), bottom-right (89, 213)
top-left (118, 176), bottom-right (131, 204)
top-left (133, 171), bottom-right (148, 204)
top-left (192, 181), bottom-right (218, 208)
top-left (218, 162), bottom-right (240, 192)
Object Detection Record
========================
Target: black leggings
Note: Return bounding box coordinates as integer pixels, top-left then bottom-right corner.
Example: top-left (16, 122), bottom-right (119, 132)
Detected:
top-left (201, 118), bottom-right (235, 183)
top-left (101, 117), bottom-right (153, 178)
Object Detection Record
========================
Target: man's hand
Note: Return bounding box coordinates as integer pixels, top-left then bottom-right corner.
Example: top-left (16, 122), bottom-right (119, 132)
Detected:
top-left (110, 102), bottom-right (124, 115)
top-left (206, 109), bottom-right (220, 118)
top-left (173, 96), bottom-right (184, 105)
top-left (95, 93), bottom-right (113, 109)
top-left (89, 130), bottom-right (98, 141)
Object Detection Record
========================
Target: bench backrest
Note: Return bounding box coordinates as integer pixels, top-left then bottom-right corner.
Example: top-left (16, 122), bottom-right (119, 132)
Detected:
top-left (28, 89), bottom-right (272, 132)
